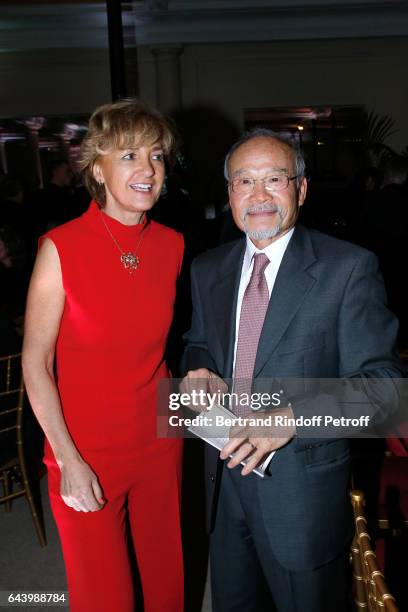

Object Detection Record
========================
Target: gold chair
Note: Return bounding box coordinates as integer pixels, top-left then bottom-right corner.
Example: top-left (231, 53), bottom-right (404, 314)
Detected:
top-left (0, 353), bottom-right (46, 546)
top-left (350, 490), bottom-right (398, 611)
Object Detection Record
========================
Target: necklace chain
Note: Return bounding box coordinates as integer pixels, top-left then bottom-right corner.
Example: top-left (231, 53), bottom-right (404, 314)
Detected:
top-left (100, 211), bottom-right (148, 272)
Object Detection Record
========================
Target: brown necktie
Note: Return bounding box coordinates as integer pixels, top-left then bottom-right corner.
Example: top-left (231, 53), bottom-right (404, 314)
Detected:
top-left (233, 253), bottom-right (270, 415)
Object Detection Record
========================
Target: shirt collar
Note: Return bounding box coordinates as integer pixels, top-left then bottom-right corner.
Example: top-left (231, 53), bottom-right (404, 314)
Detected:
top-left (242, 227), bottom-right (295, 274)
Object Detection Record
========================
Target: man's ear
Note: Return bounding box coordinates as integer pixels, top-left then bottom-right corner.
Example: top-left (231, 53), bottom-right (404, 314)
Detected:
top-left (227, 183), bottom-right (233, 207)
top-left (297, 177), bottom-right (307, 208)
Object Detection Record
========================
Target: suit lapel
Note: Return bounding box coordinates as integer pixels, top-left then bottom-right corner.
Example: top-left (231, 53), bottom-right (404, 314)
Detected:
top-left (209, 239), bottom-right (245, 376)
top-left (254, 225), bottom-right (317, 376)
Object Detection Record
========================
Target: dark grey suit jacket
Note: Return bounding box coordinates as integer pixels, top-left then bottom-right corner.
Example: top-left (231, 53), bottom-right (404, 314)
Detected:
top-left (182, 224), bottom-right (403, 571)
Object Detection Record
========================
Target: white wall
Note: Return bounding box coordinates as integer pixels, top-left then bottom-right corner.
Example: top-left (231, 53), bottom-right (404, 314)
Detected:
top-left (0, 48), bottom-right (111, 118)
top-left (139, 37), bottom-right (408, 153)
top-left (1, 35), bottom-right (406, 153)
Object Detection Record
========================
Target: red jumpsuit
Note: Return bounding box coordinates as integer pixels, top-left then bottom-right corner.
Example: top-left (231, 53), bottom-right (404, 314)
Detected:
top-left (43, 201), bottom-right (184, 612)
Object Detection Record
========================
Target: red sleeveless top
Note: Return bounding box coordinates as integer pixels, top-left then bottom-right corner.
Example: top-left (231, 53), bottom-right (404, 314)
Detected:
top-left (42, 201), bottom-right (184, 467)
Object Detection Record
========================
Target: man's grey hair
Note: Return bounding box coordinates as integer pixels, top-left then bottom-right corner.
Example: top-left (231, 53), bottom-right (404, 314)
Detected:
top-left (224, 127), bottom-right (306, 189)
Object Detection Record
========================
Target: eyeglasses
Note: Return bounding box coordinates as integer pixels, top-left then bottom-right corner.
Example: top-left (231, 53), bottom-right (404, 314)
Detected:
top-left (229, 174), bottom-right (299, 194)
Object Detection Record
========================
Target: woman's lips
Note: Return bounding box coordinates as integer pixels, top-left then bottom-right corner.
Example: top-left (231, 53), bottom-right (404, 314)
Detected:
top-left (129, 183), bottom-right (153, 193)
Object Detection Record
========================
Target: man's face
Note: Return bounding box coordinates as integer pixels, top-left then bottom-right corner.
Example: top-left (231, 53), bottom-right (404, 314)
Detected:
top-left (227, 136), bottom-right (307, 248)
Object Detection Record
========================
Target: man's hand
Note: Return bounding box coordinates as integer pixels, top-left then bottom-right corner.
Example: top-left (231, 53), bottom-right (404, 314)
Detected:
top-left (220, 405), bottom-right (296, 476)
top-left (179, 368), bottom-right (228, 412)
top-left (60, 457), bottom-right (105, 512)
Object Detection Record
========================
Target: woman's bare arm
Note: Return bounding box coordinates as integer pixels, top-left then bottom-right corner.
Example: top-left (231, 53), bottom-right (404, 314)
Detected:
top-left (22, 238), bottom-right (104, 512)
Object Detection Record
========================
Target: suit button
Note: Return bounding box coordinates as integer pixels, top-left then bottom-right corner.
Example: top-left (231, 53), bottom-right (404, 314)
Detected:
top-left (209, 473), bottom-right (215, 483)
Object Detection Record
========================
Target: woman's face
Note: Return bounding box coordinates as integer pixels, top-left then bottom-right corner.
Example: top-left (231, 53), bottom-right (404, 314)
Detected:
top-left (93, 140), bottom-right (166, 221)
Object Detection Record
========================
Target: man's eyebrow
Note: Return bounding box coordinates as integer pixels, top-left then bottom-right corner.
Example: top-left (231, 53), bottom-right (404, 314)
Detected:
top-left (231, 167), bottom-right (289, 177)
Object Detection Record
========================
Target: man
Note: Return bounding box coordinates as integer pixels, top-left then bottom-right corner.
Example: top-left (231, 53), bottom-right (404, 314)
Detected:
top-left (182, 129), bottom-right (403, 611)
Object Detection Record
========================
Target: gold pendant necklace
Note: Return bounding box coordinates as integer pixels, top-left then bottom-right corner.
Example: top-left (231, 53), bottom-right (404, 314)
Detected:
top-left (100, 211), bottom-right (148, 272)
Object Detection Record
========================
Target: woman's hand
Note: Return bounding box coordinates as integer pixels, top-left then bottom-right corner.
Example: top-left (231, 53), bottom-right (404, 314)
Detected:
top-left (60, 457), bottom-right (105, 512)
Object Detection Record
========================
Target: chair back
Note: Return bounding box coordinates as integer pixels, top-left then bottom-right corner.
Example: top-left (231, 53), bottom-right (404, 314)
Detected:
top-left (350, 490), bottom-right (398, 611)
top-left (0, 353), bottom-right (24, 465)
top-left (0, 353), bottom-right (46, 546)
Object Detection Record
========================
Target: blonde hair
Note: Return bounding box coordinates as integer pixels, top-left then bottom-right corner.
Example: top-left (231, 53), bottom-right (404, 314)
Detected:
top-left (78, 98), bottom-right (178, 206)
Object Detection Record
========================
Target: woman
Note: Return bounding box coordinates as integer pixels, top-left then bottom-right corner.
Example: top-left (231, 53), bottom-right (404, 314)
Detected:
top-left (22, 99), bottom-right (184, 612)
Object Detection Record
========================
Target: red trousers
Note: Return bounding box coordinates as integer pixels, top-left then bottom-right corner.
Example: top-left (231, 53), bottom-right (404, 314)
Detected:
top-left (47, 443), bottom-right (184, 612)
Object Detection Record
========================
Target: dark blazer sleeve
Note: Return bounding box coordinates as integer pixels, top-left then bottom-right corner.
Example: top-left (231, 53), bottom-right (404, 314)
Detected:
top-left (181, 258), bottom-right (218, 376)
top-left (292, 249), bottom-right (404, 435)
top-left (337, 250), bottom-right (400, 377)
